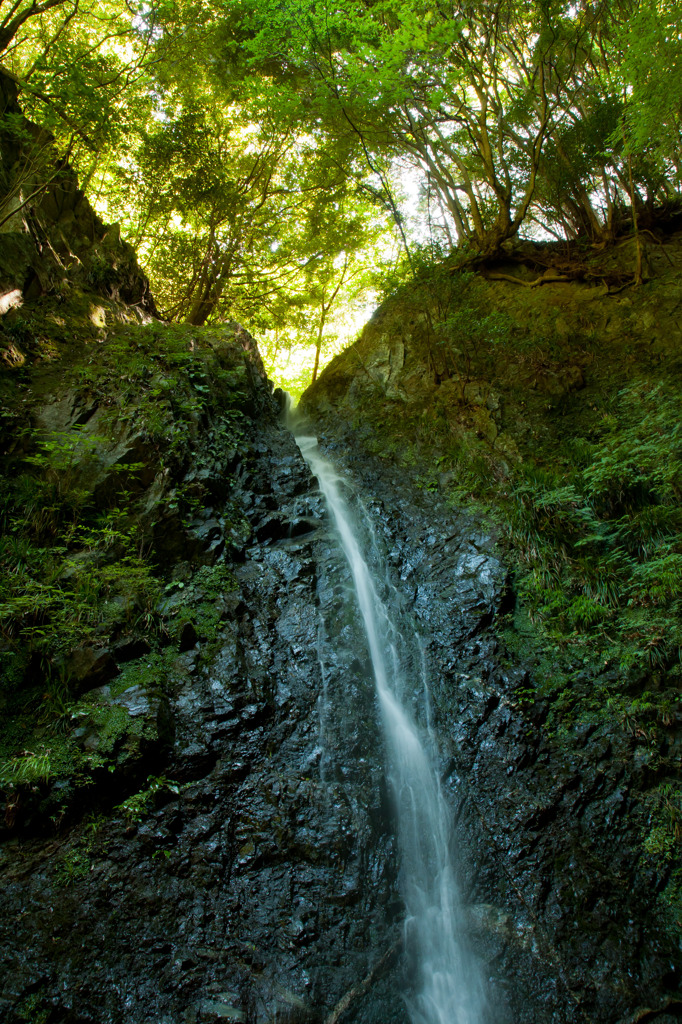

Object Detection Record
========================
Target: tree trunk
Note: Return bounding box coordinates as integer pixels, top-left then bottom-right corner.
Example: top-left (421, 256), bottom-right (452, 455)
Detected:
top-left (185, 279), bottom-right (219, 326)
top-left (311, 314), bottom-right (325, 384)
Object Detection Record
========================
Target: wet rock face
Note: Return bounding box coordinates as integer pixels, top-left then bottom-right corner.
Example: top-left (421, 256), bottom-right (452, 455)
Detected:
top-left (0, 416), bottom-right (404, 1024)
top-left (0, 400), bottom-right (678, 1023)
top-left (304, 432), bottom-right (681, 1024)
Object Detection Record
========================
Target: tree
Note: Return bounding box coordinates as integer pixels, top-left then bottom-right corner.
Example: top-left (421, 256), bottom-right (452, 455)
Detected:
top-left (240, 0), bottom-right (682, 250)
top-left (240, 0), bottom-right (588, 251)
top-left (95, 83), bottom-right (382, 330)
top-left (302, 208), bottom-right (383, 382)
top-left (0, 0), bottom-right (72, 57)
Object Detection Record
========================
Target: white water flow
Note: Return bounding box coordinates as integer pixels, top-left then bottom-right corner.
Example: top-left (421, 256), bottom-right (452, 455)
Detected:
top-left (295, 433), bottom-right (487, 1024)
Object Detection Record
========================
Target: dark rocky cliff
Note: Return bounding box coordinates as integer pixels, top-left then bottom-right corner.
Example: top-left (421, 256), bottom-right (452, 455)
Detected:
top-left (0, 339), bottom-right (401, 1022)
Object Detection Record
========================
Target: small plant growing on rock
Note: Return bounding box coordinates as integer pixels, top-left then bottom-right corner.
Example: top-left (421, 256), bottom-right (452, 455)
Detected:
top-left (116, 774), bottom-right (180, 825)
top-left (0, 748), bottom-right (51, 788)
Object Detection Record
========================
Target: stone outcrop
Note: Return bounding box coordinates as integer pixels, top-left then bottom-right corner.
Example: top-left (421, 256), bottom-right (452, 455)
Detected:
top-left (0, 68), bottom-right (156, 342)
top-left (303, 236), bottom-right (682, 471)
top-left (0, 313), bottom-right (431, 1023)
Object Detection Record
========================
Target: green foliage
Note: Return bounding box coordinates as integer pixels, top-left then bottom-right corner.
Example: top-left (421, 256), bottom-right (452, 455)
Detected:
top-left (440, 307), bottom-right (515, 353)
top-left (615, 0), bottom-right (682, 167)
top-left (15, 990), bottom-right (50, 1024)
top-left (192, 563), bottom-right (239, 601)
top-left (0, 313), bottom-right (258, 807)
top-left (116, 774), bottom-right (180, 824)
top-left (113, 649), bottom-right (180, 697)
top-left (643, 783), bottom-right (682, 861)
top-left (53, 813), bottom-right (106, 885)
top-left (595, 766), bottom-right (682, 937)
top-left (582, 386), bottom-right (682, 516)
top-left (157, 563), bottom-right (239, 664)
top-left (605, 690), bottom-right (677, 744)
top-left (2, 0), bottom-right (679, 399)
top-left (55, 847), bottom-right (91, 886)
top-left (8, 430), bottom-right (100, 542)
top-left (500, 383), bottom-right (682, 669)
top-left (0, 679), bottom-right (159, 796)
top-left (2, 0), bottom-right (680, 367)
top-left (430, 272), bottom-right (517, 377)
top-left (0, 748), bottom-right (51, 788)
top-left (81, 322), bottom-right (252, 466)
top-left (360, 279), bottom-right (682, 709)
top-left (0, 487), bottom-right (160, 661)
top-left (658, 855), bottom-right (682, 940)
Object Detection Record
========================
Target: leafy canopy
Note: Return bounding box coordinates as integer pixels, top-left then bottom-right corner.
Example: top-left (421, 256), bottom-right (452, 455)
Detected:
top-left (1, 0), bottom-right (681, 385)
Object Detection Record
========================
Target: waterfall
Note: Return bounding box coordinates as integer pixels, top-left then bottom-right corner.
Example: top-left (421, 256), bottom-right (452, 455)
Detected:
top-left (294, 431), bottom-right (488, 1024)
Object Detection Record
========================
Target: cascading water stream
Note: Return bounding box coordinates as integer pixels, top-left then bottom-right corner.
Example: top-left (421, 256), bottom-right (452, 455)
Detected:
top-left (294, 430), bottom-right (488, 1024)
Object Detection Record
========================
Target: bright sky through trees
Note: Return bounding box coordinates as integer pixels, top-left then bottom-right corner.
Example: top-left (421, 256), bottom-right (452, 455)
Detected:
top-left (1, 0), bottom-right (681, 391)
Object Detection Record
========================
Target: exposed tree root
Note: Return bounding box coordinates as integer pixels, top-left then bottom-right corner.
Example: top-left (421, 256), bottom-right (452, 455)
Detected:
top-left (483, 271), bottom-right (572, 288)
top-left (444, 221), bottom-right (682, 290)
